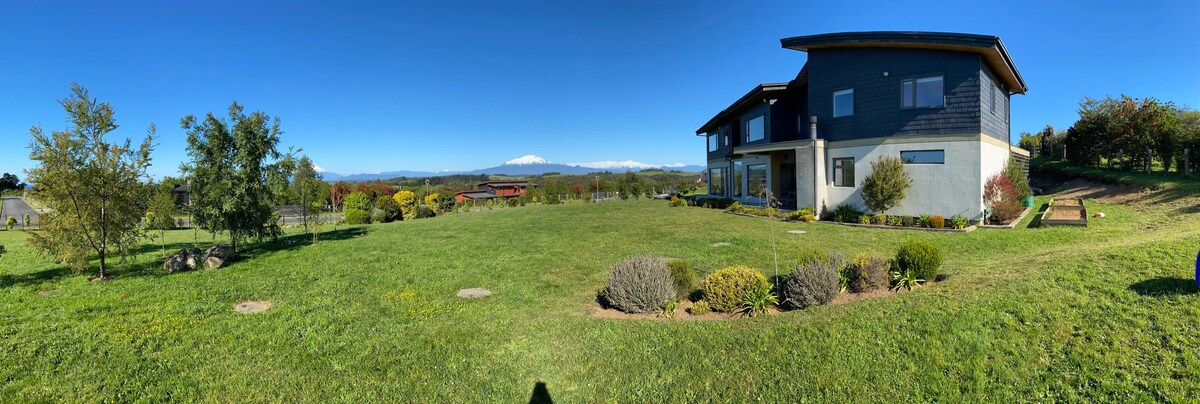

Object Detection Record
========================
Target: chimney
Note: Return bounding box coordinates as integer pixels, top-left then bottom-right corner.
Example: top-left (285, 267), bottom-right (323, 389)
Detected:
top-left (809, 116), bottom-right (818, 140)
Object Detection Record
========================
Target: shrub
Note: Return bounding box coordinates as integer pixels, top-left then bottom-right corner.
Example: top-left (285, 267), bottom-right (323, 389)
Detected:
top-left (848, 254), bottom-right (890, 292)
top-left (506, 198), bottom-right (520, 207)
top-left (919, 214), bottom-right (932, 228)
top-left (796, 249), bottom-right (829, 266)
top-left (1004, 162), bottom-right (1033, 201)
top-left (832, 204), bottom-right (863, 223)
top-left (901, 216), bottom-right (915, 227)
top-left (659, 300), bottom-right (680, 319)
top-left (343, 192), bottom-right (372, 213)
top-left (895, 239), bottom-right (942, 282)
top-left (605, 256), bottom-right (675, 314)
top-left (871, 213), bottom-right (887, 225)
top-left (886, 215), bottom-right (903, 226)
top-left (951, 215), bottom-right (969, 229)
top-left (690, 300), bottom-right (712, 315)
top-left (369, 208), bottom-right (388, 224)
top-left (861, 155), bottom-right (912, 214)
top-left (416, 205), bottom-right (436, 219)
top-left (702, 265), bottom-right (768, 312)
top-left (4, 216), bottom-right (14, 230)
top-left (374, 196), bottom-right (401, 222)
top-left (343, 209), bottom-right (370, 225)
top-left (740, 281), bottom-right (778, 317)
top-left (668, 197), bottom-right (687, 207)
top-left (686, 196), bottom-right (735, 209)
top-left (858, 214), bottom-right (871, 225)
top-left (929, 215), bottom-right (945, 229)
top-left (983, 173), bottom-right (1022, 224)
top-left (782, 254), bottom-right (842, 309)
top-left (545, 194), bottom-right (562, 205)
top-left (22, 214), bottom-right (30, 227)
top-left (392, 190), bottom-right (417, 220)
top-left (667, 259), bottom-right (698, 300)
top-left (785, 208), bottom-right (816, 222)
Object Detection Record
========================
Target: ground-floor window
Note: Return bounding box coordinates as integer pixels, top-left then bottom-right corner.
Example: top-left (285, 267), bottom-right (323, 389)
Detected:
top-left (709, 168), bottom-right (725, 196)
top-left (748, 164), bottom-right (767, 197)
top-left (832, 157), bottom-right (854, 187)
top-left (732, 161), bottom-right (743, 197)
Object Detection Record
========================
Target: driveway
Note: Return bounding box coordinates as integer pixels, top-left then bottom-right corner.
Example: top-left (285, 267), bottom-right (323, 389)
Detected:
top-left (1, 198), bottom-right (39, 226)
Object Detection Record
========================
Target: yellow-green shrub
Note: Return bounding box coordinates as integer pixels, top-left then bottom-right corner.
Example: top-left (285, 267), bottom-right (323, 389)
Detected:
top-left (702, 265), bottom-right (768, 312)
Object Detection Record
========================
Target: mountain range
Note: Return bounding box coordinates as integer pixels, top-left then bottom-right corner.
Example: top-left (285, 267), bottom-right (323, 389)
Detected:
top-left (318, 155), bottom-right (704, 182)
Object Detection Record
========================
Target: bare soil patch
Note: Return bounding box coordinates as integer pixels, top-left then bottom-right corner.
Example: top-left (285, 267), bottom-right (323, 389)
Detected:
top-left (1048, 208), bottom-right (1085, 220)
top-left (233, 300), bottom-right (273, 314)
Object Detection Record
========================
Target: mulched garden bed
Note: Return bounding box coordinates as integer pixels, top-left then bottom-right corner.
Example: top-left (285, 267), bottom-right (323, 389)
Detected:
top-left (590, 283), bottom-right (937, 321)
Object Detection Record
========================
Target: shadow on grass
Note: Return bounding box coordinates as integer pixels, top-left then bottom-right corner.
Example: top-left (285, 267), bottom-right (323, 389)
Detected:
top-left (1128, 277), bottom-right (1197, 297)
top-left (0, 266), bottom-right (75, 288)
top-left (1025, 203), bottom-right (1049, 229)
top-left (529, 381), bottom-right (553, 404)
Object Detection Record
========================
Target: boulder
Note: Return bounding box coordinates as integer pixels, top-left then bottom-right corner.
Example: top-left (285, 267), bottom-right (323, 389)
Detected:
top-left (184, 248), bottom-right (202, 270)
top-left (163, 250), bottom-right (189, 273)
top-left (203, 255), bottom-right (225, 269)
top-left (456, 288), bottom-right (492, 299)
top-left (199, 245), bottom-right (233, 269)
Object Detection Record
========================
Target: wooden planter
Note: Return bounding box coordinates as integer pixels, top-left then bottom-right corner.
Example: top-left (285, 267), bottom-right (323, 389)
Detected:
top-left (1041, 198), bottom-right (1088, 227)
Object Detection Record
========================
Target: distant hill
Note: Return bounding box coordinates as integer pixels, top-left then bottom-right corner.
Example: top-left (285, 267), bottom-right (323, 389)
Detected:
top-left (319, 155), bottom-right (702, 181)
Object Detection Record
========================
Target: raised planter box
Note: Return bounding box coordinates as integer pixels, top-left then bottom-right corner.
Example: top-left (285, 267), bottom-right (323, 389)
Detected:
top-left (977, 206), bottom-right (1034, 229)
top-left (1040, 198), bottom-right (1088, 227)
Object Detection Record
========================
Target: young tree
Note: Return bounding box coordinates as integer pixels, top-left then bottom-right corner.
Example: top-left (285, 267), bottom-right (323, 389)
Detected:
top-left (181, 102), bottom-right (288, 253)
top-left (25, 84), bottom-right (156, 279)
top-left (145, 181), bottom-right (180, 257)
top-left (860, 156), bottom-right (912, 214)
top-left (329, 181), bottom-right (352, 211)
top-left (291, 155), bottom-right (325, 234)
top-left (4, 216), bottom-right (14, 230)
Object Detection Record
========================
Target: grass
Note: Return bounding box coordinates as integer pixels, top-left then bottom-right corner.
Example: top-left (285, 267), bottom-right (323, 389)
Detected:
top-left (0, 182), bottom-right (1198, 401)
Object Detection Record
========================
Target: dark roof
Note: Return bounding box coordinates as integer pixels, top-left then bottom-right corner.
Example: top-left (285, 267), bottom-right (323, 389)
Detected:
top-left (477, 180), bottom-right (529, 187)
top-left (456, 190), bottom-right (496, 198)
top-left (695, 82), bottom-right (791, 135)
top-left (780, 31), bottom-right (1027, 94)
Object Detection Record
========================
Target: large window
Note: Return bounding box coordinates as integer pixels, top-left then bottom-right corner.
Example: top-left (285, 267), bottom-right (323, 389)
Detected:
top-left (832, 157), bottom-right (854, 187)
top-left (732, 161), bottom-right (743, 197)
top-left (745, 115), bottom-right (765, 142)
top-left (833, 89), bottom-right (854, 117)
top-left (901, 150), bottom-right (945, 164)
top-left (902, 76), bottom-right (944, 108)
top-left (709, 168), bottom-right (725, 196)
top-left (748, 164), bottom-right (767, 197)
top-left (707, 133), bottom-right (717, 152)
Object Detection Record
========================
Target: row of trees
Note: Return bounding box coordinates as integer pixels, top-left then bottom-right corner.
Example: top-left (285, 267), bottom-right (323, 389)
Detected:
top-left (1023, 95), bottom-right (1200, 173)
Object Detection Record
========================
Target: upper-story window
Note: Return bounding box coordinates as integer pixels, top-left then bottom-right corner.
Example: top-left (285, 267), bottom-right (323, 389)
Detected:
top-left (707, 133), bottom-right (717, 152)
top-left (745, 115), bottom-right (765, 142)
top-left (901, 76), bottom-right (944, 108)
top-left (833, 89), bottom-right (854, 118)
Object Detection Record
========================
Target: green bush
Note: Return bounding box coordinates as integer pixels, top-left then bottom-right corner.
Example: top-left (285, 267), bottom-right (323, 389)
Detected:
top-left (901, 216), bottom-right (915, 227)
top-left (686, 196), bottom-right (735, 209)
top-left (374, 196), bottom-right (401, 222)
top-left (690, 300), bottom-right (711, 315)
top-left (895, 239), bottom-right (943, 282)
top-left (886, 215), bottom-right (902, 226)
top-left (605, 256), bottom-right (675, 314)
top-left (919, 214), bottom-right (932, 228)
top-left (668, 197), bottom-right (687, 207)
top-left (343, 192), bottom-right (371, 212)
top-left (782, 254), bottom-right (842, 309)
top-left (929, 215), bottom-right (945, 229)
top-left (702, 265), bottom-right (768, 312)
top-left (832, 204), bottom-right (863, 223)
top-left (858, 214), bottom-right (871, 224)
top-left (740, 281), bottom-right (778, 317)
top-left (848, 254), bottom-right (890, 293)
top-left (416, 205), bottom-right (436, 219)
top-left (369, 208), bottom-right (389, 224)
top-left (861, 155), bottom-right (912, 214)
top-left (343, 209), bottom-right (370, 225)
top-left (785, 209), bottom-right (816, 222)
top-left (871, 213), bottom-right (887, 225)
top-left (667, 259), bottom-right (698, 300)
top-left (951, 215), bottom-right (969, 229)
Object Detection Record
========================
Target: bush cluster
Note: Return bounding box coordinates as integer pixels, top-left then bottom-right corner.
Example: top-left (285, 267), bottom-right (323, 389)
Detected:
top-left (782, 254), bottom-right (841, 309)
top-left (667, 259), bottom-right (698, 300)
top-left (343, 209), bottom-right (370, 225)
top-left (685, 196), bottom-right (736, 209)
top-left (783, 208), bottom-right (816, 222)
top-left (702, 265), bottom-right (768, 312)
top-left (848, 254), bottom-right (890, 292)
top-left (605, 256), bottom-right (675, 314)
top-left (832, 204), bottom-right (864, 223)
top-left (895, 239), bottom-right (943, 282)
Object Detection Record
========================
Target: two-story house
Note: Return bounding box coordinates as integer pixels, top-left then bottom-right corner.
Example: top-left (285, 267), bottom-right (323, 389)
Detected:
top-left (697, 31), bottom-right (1028, 220)
top-left (455, 180), bottom-right (532, 203)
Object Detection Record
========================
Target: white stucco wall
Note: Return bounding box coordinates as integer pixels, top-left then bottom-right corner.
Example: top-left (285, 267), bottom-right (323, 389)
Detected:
top-left (822, 138), bottom-right (994, 219)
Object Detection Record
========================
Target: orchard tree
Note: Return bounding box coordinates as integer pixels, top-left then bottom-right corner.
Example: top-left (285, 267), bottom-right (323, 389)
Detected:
top-left (26, 84), bottom-right (156, 279)
top-left (860, 155), bottom-right (912, 214)
top-left (181, 102), bottom-right (290, 253)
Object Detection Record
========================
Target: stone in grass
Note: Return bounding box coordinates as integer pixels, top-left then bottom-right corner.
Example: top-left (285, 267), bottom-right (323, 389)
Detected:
top-left (711, 242), bottom-right (732, 248)
top-left (787, 230), bottom-right (807, 235)
top-left (456, 288), bottom-right (492, 299)
top-left (234, 300), bottom-right (272, 314)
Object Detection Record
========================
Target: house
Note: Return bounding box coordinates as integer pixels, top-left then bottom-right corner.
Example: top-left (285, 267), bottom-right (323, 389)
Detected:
top-left (455, 180), bottom-right (532, 203)
top-left (696, 31), bottom-right (1029, 220)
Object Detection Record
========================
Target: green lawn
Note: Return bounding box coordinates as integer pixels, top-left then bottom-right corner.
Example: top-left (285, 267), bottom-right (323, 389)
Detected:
top-left (1, 185), bottom-right (1198, 401)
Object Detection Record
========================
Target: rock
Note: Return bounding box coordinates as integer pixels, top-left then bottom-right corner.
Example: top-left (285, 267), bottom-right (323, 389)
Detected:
top-left (203, 255), bottom-right (225, 269)
top-left (456, 288), bottom-right (492, 299)
top-left (711, 242), bottom-right (732, 248)
top-left (787, 230), bottom-right (807, 235)
top-left (233, 300), bottom-right (272, 314)
top-left (184, 248), bottom-right (202, 270)
top-left (204, 245), bottom-right (233, 260)
top-left (164, 249), bottom-right (191, 273)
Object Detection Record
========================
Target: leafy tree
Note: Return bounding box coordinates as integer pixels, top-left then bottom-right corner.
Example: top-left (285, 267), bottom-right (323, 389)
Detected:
top-left (0, 173), bottom-right (25, 192)
top-left (343, 192), bottom-right (371, 212)
top-left (23, 214), bottom-right (30, 228)
top-left (145, 181), bottom-right (180, 257)
top-left (4, 216), bottom-right (14, 230)
top-left (181, 102), bottom-right (289, 253)
top-left (1004, 162), bottom-right (1032, 201)
top-left (1017, 132), bottom-right (1039, 154)
top-left (330, 181), bottom-right (352, 211)
top-left (25, 84), bottom-right (156, 279)
top-left (393, 190), bottom-right (416, 220)
top-left (291, 155), bottom-right (326, 234)
top-left (860, 156), bottom-right (911, 214)
top-left (373, 195), bottom-right (401, 222)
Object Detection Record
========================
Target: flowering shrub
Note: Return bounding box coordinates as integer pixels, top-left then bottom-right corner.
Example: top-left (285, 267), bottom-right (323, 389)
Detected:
top-left (392, 190), bottom-right (417, 220)
top-left (983, 173), bottom-right (1023, 224)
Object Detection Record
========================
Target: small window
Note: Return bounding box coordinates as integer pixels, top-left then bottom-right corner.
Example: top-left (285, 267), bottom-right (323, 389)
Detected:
top-left (901, 150), bottom-right (945, 164)
top-left (709, 168), bottom-right (725, 196)
top-left (732, 161), bottom-right (743, 198)
top-left (832, 157), bottom-right (854, 187)
top-left (833, 89), bottom-right (854, 118)
top-left (901, 76), bottom-right (944, 108)
top-left (748, 164), bottom-right (767, 197)
top-left (745, 115), bottom-right (765, 142)
top-left (707, 133), bottom-right (717, 152)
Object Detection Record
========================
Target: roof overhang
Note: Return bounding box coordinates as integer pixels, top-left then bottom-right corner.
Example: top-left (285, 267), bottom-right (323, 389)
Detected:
top-left (695, 82), bottom-right (791, 135)
top-left (780, 31), bottom-right (1027, 94)
top-left (734, 139), bottom-right (818, 155)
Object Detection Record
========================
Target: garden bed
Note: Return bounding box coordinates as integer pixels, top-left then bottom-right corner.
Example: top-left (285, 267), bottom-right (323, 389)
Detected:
top-left (1040, 198), bottom-right (1088, 227)
top-left (976, 206), bottom-right (1034, 229)
top-left (591, 285), bottom-right (927, 321)
top-left (831, 221), bottom-right (977, 233)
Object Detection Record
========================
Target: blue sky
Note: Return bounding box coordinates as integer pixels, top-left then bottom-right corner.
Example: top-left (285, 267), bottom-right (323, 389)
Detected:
top-left (2, 1), bottom-right (1198, 179)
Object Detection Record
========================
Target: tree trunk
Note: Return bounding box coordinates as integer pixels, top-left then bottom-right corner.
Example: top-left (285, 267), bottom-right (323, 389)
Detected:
top-left (98, 252), bottom-right (106, 279)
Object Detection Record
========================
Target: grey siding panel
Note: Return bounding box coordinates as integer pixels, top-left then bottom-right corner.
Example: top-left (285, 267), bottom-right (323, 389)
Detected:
top-left (738, 103), bottom-right (770, 146)
top-left (979, 64), bottom-right (1010, 143)
top-left (806, 48), bottom-right (984, 141)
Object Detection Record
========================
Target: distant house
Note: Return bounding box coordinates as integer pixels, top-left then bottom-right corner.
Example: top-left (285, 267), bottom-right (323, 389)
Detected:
top-left (172, 183), bottom-right (192, 207)
top-left (455, 180), bottom-right (532, 203)
top-left (697, 31), bottom-right (1029, 220)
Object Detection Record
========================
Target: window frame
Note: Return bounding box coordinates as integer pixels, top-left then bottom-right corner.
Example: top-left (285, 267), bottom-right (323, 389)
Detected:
top-left (900, 149), bottom-right (946, 165)
top-left (744, 114), bottom-right (765, 143)
top-left (747, 164), bottom-right (767, 197)
top-left (708, 167), bottom-right (725, 196)
top-left (832, 157), bottom-right (855, 188)
top-left (732, 161), bottom-right (743, 198)
top-left (832, 88), bottom-right (854, 118)
top-left (900, 75), bottom-right (945, 109)
top-left (707, 133), bottom-right (717, 152)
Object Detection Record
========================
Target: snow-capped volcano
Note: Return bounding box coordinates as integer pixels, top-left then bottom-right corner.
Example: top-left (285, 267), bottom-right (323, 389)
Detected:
top-left (504, 155), bottom-right (551, 165)
top-left (570, 160), bottom-right (689, 170)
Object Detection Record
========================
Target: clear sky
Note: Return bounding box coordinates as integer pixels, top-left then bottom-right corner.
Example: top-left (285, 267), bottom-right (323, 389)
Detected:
top-left (2, 0), bottom-right (1198, 179)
